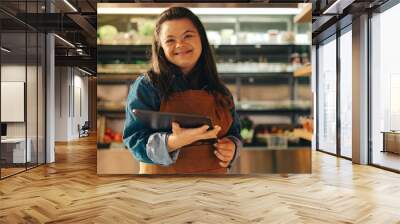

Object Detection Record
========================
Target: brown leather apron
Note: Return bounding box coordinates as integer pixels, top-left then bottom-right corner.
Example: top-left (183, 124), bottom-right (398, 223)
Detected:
top-left (139, 90), bottom-right (233, 174)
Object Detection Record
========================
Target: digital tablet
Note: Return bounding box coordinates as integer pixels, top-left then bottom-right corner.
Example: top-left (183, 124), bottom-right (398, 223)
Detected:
top-left (132, 109), bottom-right (213, 131)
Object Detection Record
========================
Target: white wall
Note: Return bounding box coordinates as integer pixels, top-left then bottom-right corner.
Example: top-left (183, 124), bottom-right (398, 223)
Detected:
top-left (1, 65), bottom-right (35, 137)
top-left (55, 66), bottom-right (68, 141)
top-left (54, 67), bottom-right (89, 141)
top-left (1, 64), bottom-right (46, 163)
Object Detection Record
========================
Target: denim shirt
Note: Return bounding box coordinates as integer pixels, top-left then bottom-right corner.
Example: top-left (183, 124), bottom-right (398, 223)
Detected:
top-left (123, 73), bottom-right (242, 167)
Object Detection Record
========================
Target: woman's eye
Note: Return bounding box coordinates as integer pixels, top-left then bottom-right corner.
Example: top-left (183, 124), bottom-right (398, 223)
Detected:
top-left (184, 34), bottom-right (193, 39)
top-left (165, 39), bottom-right (174, 44)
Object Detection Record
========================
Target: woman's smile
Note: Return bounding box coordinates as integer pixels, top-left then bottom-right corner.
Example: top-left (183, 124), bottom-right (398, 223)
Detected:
top-left (174, 49), bottom-right (193, 56)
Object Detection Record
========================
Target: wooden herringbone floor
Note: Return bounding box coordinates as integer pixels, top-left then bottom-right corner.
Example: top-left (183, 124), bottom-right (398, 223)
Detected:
top-left (1, 135), bottom-right (400, 223)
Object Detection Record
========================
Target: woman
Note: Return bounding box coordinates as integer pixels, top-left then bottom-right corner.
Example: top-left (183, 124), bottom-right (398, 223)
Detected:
top-left (123, 7), bottom-right (242, 174)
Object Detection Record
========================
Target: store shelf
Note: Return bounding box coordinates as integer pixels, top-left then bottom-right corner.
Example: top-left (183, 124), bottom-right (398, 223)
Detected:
top-left (237, 108), bottom-right (310, 115)
top-left (294, 4), bottom-right (312, 23)
top-left (292, 128), bottom-right (313, 141)
top-left (98, 108), bottom-right (126, 118)
top-left (220, 72), bottom-right (293, 78)
top-left (97, 44), bottom-right (310, 57)
top-left (98, 74), bottom-right (140, 84)
top-left (217, 63), bottom-right (294, 73)
top-left (98, 44), bottom-right (310, 65)
top-left (236, 101), bottom-right (311, 115)
top-left (293, 64), bottom-right (311, 77)
top-left (98, 64), bottom-right (148, 74)
top-left (98, 63), bottom-right (296, 78)
top-left (98, 79), bottom-right (134, 85)
top-left (97, 40), bottom-right (310, 47)
top-left (97, 107), bottom-right (310, 117)
top-left (98, 43), bottom-right (310, 48)
top-left (98, 101), bottom-right (312, 117)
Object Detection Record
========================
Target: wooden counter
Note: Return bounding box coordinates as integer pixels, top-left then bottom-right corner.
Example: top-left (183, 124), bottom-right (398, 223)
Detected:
top-left (97, 148), bottom-right (140, 174)
top-left (97, 147), bottom-right (311, 174)
top-left (230, 147), bottom-right (311, 174)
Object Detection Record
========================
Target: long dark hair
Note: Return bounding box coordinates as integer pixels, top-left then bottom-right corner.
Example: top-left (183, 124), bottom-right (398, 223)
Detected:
top-left (147, 7), bottom-right (232, 108)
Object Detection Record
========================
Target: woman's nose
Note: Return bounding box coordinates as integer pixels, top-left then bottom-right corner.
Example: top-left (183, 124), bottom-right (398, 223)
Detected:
top-left (175, 38), bottom-right (186, 47)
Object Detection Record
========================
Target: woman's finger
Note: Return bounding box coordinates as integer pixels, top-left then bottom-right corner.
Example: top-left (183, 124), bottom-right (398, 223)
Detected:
top-left (214, 143), bottom-right (234, 151)
top-left (172, 122), bottom-right (183, 129)
top-left (214, 140), bottom-right (235, 151)
top-left (210, 126), bottom-right (221, 135)
top-left (217, 138), bottom-right (231, 143)
top-left (215, 148), bottom-right (233, 158)
top-left (193, 125), bottom-right (210, 134)
top-left (172, 122), bottom-right (182, 134)
top-left (219, 161), bottom-right (229, 167)
top-left (199, 126), bottom-right (220, 139)
top-left (214, 150), bottom-right (230, 162)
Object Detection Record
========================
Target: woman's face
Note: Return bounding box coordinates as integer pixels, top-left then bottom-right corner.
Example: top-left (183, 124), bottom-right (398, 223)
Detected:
top-left (159, 18), bottom-right (202, 75)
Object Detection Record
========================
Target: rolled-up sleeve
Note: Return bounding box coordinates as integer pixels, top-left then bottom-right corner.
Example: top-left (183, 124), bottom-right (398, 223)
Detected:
top-left (146, 132), bottom-right (180, 165)
top-left (123, 75), bottom-right (178, 165)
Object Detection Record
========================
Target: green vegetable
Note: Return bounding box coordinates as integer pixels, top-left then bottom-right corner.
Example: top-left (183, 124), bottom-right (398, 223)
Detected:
top-left (138, 21), bottom-right (155, 37)
top-left (98, 25), bottom-right (118, 40)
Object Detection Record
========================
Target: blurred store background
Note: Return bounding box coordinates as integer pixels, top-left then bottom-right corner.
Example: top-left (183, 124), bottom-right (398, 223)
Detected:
top-left (96, 3), bottom-right (313, 174)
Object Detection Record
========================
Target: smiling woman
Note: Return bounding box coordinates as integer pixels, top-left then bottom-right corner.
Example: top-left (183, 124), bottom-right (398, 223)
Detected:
top-left (122, 7), bottom-right (243, 174)
top-left (159, 19), bottom-right (202, 75)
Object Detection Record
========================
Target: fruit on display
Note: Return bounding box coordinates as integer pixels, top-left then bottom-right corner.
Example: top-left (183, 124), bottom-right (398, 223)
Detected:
top-left (281, 31), bottom-right (295, 43)
top-left (138, 20), bottom-right (155, 36)
top-left (103, 128), bottom-right (123, 143)
top-left (113, 133), bottom-right (123, 142)
top-left (240, 128), bottom-right (254, 144)
top-left (103, 135), bottom-right (112, 144)
top-left (98, 25), bottom-right (118, 40)
top-left (240, 116), bottom-right (253, 130)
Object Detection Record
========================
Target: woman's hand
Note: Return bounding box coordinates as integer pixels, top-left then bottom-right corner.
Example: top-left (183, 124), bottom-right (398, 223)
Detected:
top-left (167, 122), bottom-right (221, 152)
top-left (213, 137), bottom-right (236, 167)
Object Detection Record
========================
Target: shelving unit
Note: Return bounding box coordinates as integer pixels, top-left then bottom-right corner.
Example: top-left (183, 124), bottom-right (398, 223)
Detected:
top-left (293, 128), bottom-right (312, 141)
top-left (294, 64), bottom-right (311, 77)
top-left (294, 3), bottom-right (312, 23)
top-left (98, 44), bottom-right (310, 64)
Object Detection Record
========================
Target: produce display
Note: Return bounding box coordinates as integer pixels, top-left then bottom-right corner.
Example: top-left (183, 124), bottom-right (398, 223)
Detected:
top-left (103, 128), bottom-right (123, 144)
top-left (236, 100), bottom-right (312, 110)
top-left (98, 25), bottom-right (118, 41)
top-left (97, 19), bottom-right (156, 45)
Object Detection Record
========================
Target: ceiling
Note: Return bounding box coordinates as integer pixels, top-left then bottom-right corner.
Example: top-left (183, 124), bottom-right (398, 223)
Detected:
top-left (312, 0), bottom-right (390, 43)
top-left (0, 0), bottom-right (97, 73)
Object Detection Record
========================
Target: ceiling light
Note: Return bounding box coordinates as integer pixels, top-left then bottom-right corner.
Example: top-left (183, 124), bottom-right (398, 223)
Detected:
top-left (63, 0), bottom-right (78, 12)
top-left (97, 7), bottom-right (301, 15)
top-left (1, 47), bottom-right (11, 53)
top-left (323, 0), bottom-right (354, 15)
top-left (78, 67), bottom-right (93, 76)
top-left (54, 34), bottom-right (75, 48)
